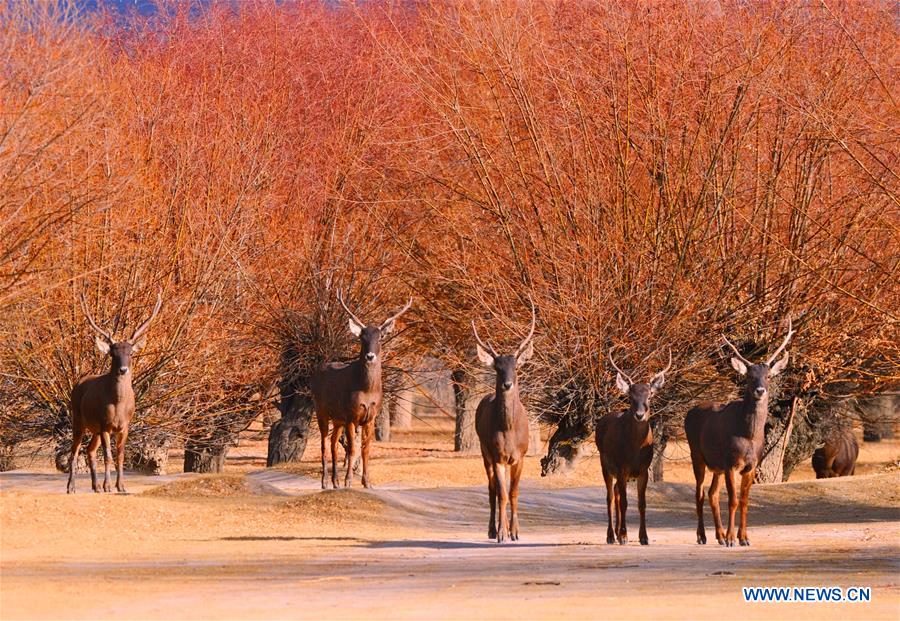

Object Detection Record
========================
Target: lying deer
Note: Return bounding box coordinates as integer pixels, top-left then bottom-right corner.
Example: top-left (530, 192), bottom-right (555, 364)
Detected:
top-left (812, 428), bottom-right (858, 478)
top-left (596, 348), bottom-right (671, 545)
top-left (685, 317), bottom-right (793, 546)
top-left (67, 292), bottom-right (162, 494)
top-left (472, 298), bottom-right (535, 543)
top-left (310, 291), bottom-right (412, 489)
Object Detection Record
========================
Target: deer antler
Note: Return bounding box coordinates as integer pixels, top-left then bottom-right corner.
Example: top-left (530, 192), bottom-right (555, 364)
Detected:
top-left (380, 298), bottom-right (413, 331)
top-left (722, 333), bottom-right (753, 367)
top-left (471, 320), bottom-right (498, 359)
top-left (514, 295), bottom-right (536, 359)
top-left (80, 292), bottom-right (114, 343)
top-left (129, 292), bottom-right (162, 343)
top-left (650, 346), bottom-right (673, 385)
top-left (336, 289), bottom-right (366, 328)
top-left (765, 315), bottom-right (794, 366)
top-left (608, 346), bottom-right (634, 385)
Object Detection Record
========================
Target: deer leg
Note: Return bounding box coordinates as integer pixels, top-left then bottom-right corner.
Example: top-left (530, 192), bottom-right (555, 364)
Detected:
top-left (67, 425), bottom-right (85, 494)
top-left (101, 432), bottom-right (112, 493)
top-left (361, 420), bottom-right (374, 489)
top-left (603, 469), bottom-right (616, 544)
top-left (344, 422), bottom-right (357, 488)
top-left (329, 424), bottom-right (341, 489)
top-left (509, 460), bottom-right (524, 541)
top-left (708, 472), bottom-right (724, 545)
top-left (616, 471), bottom-right (628, 544)
top-left (637, 469), bottom-right (649, 546)
top-left (494, 463), bottom-right (509, 544)
top-left (692, 459), bottom-right (707, 544)
top-left (86, 434), bottom-right (101, 493)
top-left (115, 429), bottom-right (128, 493)
top-left (738, 471), bottom-right (753, 546)
top-left (318, 416), bottom-right (328, 490)
top-left (723, 469), bottom-right (738, 547)
top-left (484, 458), bottom-right (497, 539)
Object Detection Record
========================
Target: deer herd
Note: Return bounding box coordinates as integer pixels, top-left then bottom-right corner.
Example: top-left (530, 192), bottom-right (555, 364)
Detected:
top-left (67, 291), bottom-right (858, 547)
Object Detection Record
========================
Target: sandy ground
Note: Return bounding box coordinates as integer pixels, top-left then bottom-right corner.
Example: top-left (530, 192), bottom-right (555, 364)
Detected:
top-left (2, 418), bottom-right (899, 621)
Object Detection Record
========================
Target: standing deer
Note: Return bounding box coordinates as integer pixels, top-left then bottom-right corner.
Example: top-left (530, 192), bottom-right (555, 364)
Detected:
top-left (812, 428), bottom-right (859, 478)
top-left (472, 298), bottom-right (535, 543)
top-left (67, 292), bottom-right (162, 494)
top-left (685, 317), bottom-right (794, 546)
top-left (310, 291), bottom-right (412, 490)
top-left (596, 348), bottom-right (671, 545)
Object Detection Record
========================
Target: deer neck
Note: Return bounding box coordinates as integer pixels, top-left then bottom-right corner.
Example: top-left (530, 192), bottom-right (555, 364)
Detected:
top-left (105, 368), bottom-right (133, 402)
top-left (738, 393), bottom-right (769, 440)
top-left (357, 358), bottom-right (382, 392)
top-left (625, 412), bottom-right (651, 445)
top-left (493, 385), bottom-right (519, 431)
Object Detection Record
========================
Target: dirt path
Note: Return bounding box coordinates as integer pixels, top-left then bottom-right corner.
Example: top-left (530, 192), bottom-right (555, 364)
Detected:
top-left (2, 467), bottom-right (898, 620)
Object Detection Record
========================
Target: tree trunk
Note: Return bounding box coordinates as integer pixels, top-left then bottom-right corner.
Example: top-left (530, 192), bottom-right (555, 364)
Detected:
top-left (756, 397), bottom-right (799, 483)
top-left (391, 388), bottom-right (414, 430)
top-left (649, 418), bottom-right (668, 482)
top-left (526, 419), bottom-right (541, 456)
top-left (452, 367), bottom-right (478, 453)
top-left (125, 433), bottom-right (170, 475)
top-left (859, 394), bottom-right (898, 441)
top-left (0, 444), bottom-right (16, 472)
top-left (184, 440), bottom-right (228, 473)
top-left (376, 401), bottom-right (391, 442)
top-left (540, 413), bottom-right (593, 476)
top-left (266, 381), bottom-right (315, 467)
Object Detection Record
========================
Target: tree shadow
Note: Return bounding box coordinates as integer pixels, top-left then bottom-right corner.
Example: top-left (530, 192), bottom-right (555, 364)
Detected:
top-left (364, 539), bottom-right (576, 550)
top-left (217, 536), bottom-right (360, 542)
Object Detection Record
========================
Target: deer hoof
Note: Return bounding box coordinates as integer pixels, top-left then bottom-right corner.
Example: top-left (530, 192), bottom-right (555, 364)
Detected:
top-left (739, 538), bottom-right (750, 547)
top-left (618, 535), bottom-right (628, 545)
top-left (697, 534), bottom-right (707, 545)
top-left (639, 536), bottom-right (648, 546)
top-left (607, 534), bottom-right (615, 544)
top-left (496, 531), bottom-right (507, 544)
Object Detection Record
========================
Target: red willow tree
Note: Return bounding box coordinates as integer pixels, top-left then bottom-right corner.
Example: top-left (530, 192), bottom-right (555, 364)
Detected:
top-left (1, 1), bottom-right (896, 479)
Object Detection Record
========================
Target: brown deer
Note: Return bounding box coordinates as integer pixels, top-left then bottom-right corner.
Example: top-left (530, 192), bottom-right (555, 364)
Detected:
top-left (310, 291), bottom-right (412, 489)
top-left (812, 428), bottom-right (859, 478)
top-left (67, 292), bottom-right (162, 494)
top-left (472, 298), bottom-right (535, 543)
top-left (685, 317), bottom-right (794, 546)
top-left (596, 348), bottom-right (671, 545)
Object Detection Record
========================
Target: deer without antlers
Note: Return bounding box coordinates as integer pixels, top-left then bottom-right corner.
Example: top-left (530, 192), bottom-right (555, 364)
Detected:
top-left (812, 427), bottom-right (858, 478)
top-left (472, 298), bottom-right (535, 543)
top-left (685, 317), bottom-right (794, 546)
top-left (310, 291), bottom-right (412, 489)
top-left (595, 348), bottom-right (671, 545)
top-left (67, 291), bottom-right (162, 494)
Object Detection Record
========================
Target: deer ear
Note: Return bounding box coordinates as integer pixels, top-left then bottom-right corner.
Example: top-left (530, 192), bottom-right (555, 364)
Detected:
top-left (650, 374), bottom-right (665, 393)
top-left (615, 372), bottom-right (630, 395)
top-left (517, 340), bottom-right (534, 364)
top-left (94, 336), bottom-right (110, 355)
top-left (380, 319), bottom-right (396, 336)
top-left (476, 343), bottom-right (494, 367)
top-left (769, 351), bottom-right (789, 376)
top-left (131, 335), bottom-right (147, 353)
top-left (348, 318), bottom-right (363, 337)
top-left (730, 357), bottom-right (748, 375)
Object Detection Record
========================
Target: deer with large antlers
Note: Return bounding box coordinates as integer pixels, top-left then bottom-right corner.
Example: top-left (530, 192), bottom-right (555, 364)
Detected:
top-left (596, 348), bottom-right (671, 545)
top-left (67, 292), bottom-right (162, 494)
top-left (685, 317), bottom-right (794, 546)
top-left (310, 291), bottom-right (412, 489)
top-left (472, 298), bottom-right (536, 543)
